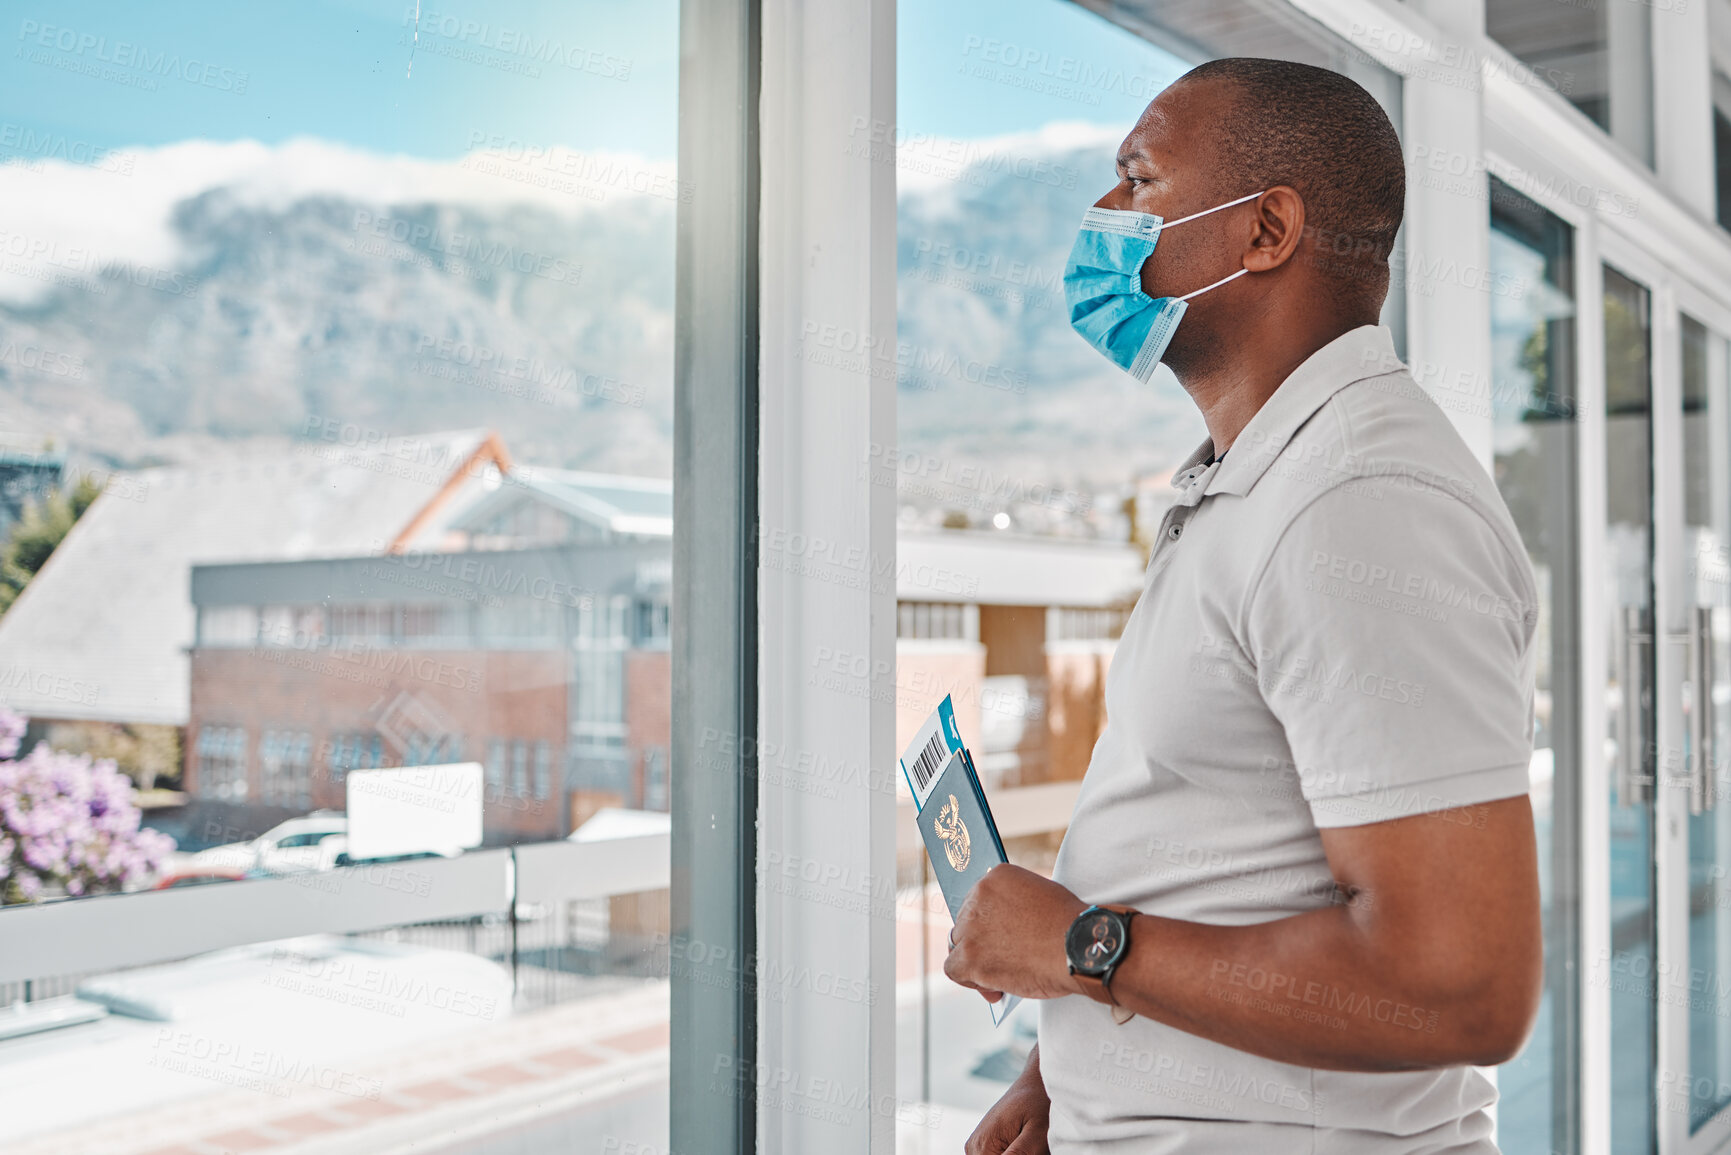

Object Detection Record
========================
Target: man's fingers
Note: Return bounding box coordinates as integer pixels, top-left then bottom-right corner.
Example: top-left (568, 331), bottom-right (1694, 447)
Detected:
top-left (1003, 1128), bottom-right (1048, 1155)
top-left (965, 1119), bottom-right (1021, 1155)
top-left (982, 988), bottom-right (1004, 1003)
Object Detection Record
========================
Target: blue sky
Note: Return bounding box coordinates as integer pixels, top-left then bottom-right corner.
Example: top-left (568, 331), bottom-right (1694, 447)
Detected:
top-left (900, 0), bottom-right (1185, 141)
top-left (3, 0), bottom-right (678, 159)
top-left (2, 0), bottom-right (1181, 161)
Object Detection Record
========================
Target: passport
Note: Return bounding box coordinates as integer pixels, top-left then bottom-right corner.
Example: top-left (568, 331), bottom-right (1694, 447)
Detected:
top-left (900, 695), bottom-right (1020, 1027)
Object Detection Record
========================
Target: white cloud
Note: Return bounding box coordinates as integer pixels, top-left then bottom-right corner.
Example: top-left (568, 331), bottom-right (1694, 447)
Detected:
top-left (0, 136), bottom-right (678, 305)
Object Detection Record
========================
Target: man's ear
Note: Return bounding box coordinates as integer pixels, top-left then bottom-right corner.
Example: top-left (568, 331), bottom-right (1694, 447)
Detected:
top-left (1242, 186), bottom-right (1304, 273)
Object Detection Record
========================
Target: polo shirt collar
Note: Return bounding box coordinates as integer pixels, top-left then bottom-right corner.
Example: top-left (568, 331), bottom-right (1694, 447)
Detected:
top-left (1169, 324), bottom-right (1399, 499)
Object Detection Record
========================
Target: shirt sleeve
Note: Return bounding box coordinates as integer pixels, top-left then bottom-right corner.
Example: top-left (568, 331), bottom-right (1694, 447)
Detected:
top-left (1242, 482), bottom-right (1538, 828)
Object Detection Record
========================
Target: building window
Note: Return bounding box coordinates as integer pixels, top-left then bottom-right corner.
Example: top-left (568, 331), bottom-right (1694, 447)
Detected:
top-left (327, 732), bottom-right (384, 784)
top-left (400, 603), bottom-right (468, 647)
top-left (897, 601), bottom-right (970, 640)
top-left (533, 741), bottom-right (552, 800)
top-left (259, 605), bottom-right (326, 649)
top-left (1052, 606), bottom-right (1129, 642)
top-left (198, 606), bottom-right (258, 647)
top-left (573, 595), bottom-right (630, 746)
top-left (259, 730), bottom-right (313, 808)
top-left (196, 726), bottom-right (249, 800)
top-left (404, 733), bottom-right (463, 766)
top-left (477, 600), bottom-right (557, 647)
top-left (328, 603), bottom-right (395, 645)
top-left (643, 746), bottom-right (668, 811)
top-left (635, 598), bottom-right (670, 644)
top-left (480, 738), bottom-right (553, 800)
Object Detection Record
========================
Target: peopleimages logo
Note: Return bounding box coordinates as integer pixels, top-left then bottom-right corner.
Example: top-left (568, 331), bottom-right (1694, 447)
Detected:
top-left (0, 121), bottom-right (133, 174)
top-left (402, 9), bottom-right (632, 80)
top-left (846, 118), bottom-right (1080, 191)
top-left (958, 36), bottom-right (1169, 102)
top-left (349, 210), bottom-right (583, 284)
top-left (17, 20), bottom-right (250, 93)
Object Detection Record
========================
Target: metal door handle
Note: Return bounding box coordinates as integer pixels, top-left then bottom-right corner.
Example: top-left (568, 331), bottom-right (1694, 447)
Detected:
top-left (1690, 604), bottom-right (1716, 814)
top-left (1616, 604), bottom-right (1652, 808)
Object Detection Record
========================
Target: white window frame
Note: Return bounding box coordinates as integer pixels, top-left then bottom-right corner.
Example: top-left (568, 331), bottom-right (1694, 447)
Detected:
top-left (753, 0), bottom-right (898, 1150)
top-left (716, 0), bottom-right (1731, 1150)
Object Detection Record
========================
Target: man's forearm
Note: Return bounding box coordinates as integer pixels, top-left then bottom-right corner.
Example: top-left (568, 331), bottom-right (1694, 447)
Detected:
top-left (945, 800), bottom-right (1540, 1073)
top-left (1106, 903), bottom-right (1520, 1072)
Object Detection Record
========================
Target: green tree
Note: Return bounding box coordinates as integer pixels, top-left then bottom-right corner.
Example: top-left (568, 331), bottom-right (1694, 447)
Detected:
top-left (43, 720), bottom-right (183, 792)
top-left (0, 473), bottom-right (104, 614)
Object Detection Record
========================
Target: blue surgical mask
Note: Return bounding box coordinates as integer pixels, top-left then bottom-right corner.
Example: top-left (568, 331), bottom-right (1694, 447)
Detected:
top-left (1062, 191), bottom-right (1262, 382)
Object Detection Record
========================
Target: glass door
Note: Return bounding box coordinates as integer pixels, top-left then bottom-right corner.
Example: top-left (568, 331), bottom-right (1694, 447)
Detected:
top-left (1604, 263), bottom-right (1658, 1155)
top-left (1488, 178), bottom-right (1582, 1155)
top-left (1676, 307), bottom-right (1731, 1155)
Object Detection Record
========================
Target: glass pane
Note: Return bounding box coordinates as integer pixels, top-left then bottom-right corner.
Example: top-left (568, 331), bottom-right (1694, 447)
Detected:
top-left (1487, 0), bottom-right (1653, 165)
top-left (894, 4), bottom-right (1186, 1141)
top-left (1683, 315), bottom-right (1731, 1131)
top-left (1603, 264), bottom-right (1656, 1155)
top-left (893, 0), bottom-right (1402, 1146)
top-left (1488, 178), bottom-right (1580, 1155)
top-left (0, 0), bottom-right (679, 1150)
top-left (1713, 3), bottom-right (1731, 231)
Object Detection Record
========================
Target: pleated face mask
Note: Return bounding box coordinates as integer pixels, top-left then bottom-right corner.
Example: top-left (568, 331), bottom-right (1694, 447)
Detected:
top-left (1062, 190), bottom-right (1262, 382)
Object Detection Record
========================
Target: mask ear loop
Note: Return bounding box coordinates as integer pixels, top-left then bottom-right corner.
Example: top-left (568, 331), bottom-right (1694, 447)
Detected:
top-left (1177, 266), bottom-right (1250, 302)
top-left (1160, 189), bottom-right (1265, 230)
top-left (1162, 190), bottom-right (1263, 301)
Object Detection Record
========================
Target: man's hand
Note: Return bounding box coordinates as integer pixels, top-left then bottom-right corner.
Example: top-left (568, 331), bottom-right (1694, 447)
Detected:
top-left (966, 1043), bottom-right (1050, 1155)
top-left (945, 864), bottom-right (1089, 1003)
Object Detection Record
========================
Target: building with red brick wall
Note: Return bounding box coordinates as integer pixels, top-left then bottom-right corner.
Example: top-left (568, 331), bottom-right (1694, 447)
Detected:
top-left (186, 542), bottom-right (670, 844)
top-left (625, 649), bottom-right (672, 812)
top-left (892, 533), bottom-right (1142, 794)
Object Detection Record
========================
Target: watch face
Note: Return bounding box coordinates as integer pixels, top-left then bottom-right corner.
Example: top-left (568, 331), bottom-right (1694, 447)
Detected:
top-left (1066, 909), bottom-right (1127, 976)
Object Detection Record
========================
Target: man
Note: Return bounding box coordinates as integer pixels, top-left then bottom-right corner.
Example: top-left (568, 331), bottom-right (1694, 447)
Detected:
top-left (944, 58), bottom-right (1543, 1154)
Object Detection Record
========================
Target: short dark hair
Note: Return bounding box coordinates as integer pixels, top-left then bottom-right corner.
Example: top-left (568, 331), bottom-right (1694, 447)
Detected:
top-left (1178, 58), bottom-right (1404, 308)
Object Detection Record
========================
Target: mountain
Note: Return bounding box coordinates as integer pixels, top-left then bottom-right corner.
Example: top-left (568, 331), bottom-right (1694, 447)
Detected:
top-left (894, 124), bottom-right (1206, 527)
top-left (0, 139), bottom-right (676, 477)
top-left (0, 131), bottom-right (1203, 525)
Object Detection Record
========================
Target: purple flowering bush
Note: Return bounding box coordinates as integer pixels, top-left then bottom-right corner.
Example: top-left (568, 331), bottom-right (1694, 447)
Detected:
top-left (0, 710), bottom-right (176, 904)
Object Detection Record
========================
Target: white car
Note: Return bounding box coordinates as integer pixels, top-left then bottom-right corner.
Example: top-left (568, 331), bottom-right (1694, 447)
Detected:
top-left (191, 812), bottom-right (348, 877)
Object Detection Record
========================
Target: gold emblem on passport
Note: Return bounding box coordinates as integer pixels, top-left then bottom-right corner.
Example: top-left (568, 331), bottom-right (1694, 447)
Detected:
top-left (933, 793), bottom-right (972, 872)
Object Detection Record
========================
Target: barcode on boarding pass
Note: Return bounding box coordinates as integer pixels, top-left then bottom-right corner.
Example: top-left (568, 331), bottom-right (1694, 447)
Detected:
top-left (908, 730), bottom-right (948, 799)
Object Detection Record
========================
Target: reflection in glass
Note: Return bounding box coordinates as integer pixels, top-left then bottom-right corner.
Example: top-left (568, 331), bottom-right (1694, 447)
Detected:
top-left (1488, 178), bottom-right (1579, 1155)
top-left (1683, 315), bottom-right (1731, 1131)
top-left (1714, 4), bottom-right (1731, 231)
top-left (1604, 264), bottom-right (1655, 1155)
top-left (1486, 0), bottom-right (1653, 165)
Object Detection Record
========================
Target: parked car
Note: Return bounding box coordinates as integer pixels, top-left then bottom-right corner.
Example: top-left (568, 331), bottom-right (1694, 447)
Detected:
top-left (191, 812), bottom-right (348, 876)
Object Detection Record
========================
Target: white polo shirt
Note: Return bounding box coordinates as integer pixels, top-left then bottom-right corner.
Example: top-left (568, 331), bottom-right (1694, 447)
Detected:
top-left (1039, 324), bottom-right (1538, 1154)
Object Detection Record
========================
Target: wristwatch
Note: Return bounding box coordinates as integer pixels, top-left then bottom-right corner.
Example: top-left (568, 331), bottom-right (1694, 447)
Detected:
top-left (1066, 903), bottom-right (1137, 1024)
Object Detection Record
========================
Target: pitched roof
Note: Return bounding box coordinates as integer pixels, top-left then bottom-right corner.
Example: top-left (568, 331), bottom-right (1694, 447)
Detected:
top-left (0, 431), bottom-right (497, 726)
top-left (452, 467), bottom-right (673, 539)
